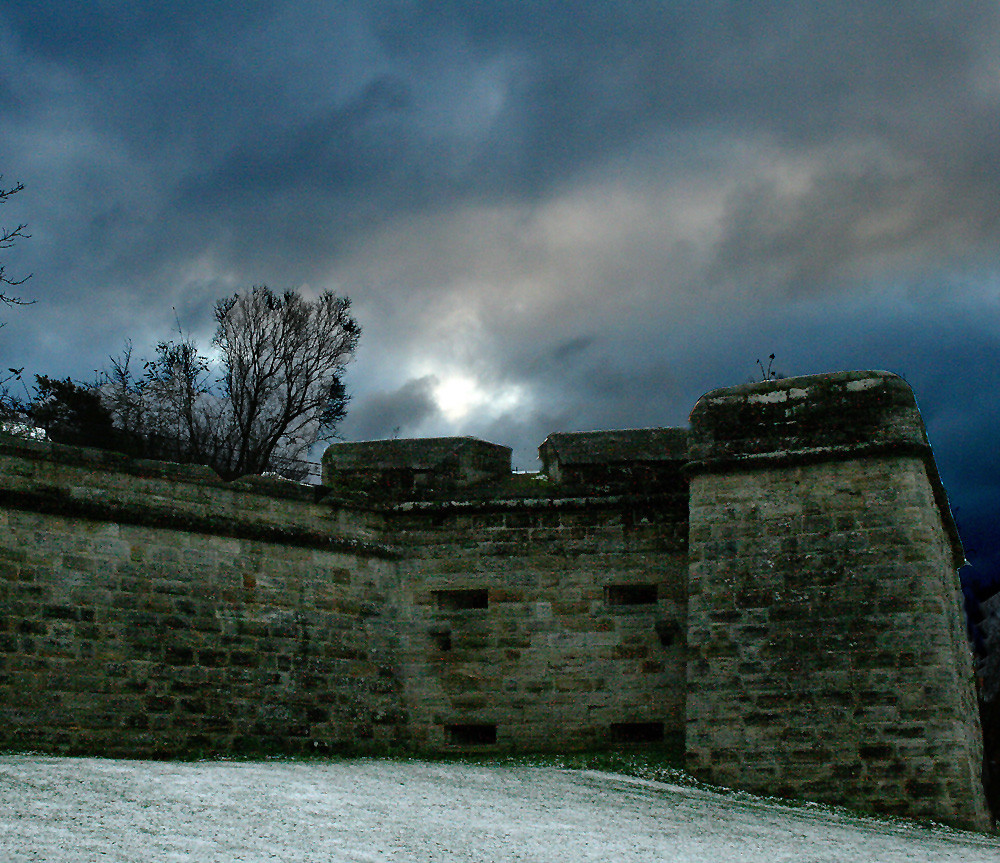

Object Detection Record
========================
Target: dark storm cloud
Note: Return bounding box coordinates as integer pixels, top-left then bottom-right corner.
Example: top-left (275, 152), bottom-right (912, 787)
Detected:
top-left (8, 2), bottom-right (996, 272)
top-left (547, 335), bottom-right (596, 365)
top-left (2, 2), bottom-right (995, 316)
top-left (345, 374), bottom-right (440, 441)
top-left (2, 2), bottom-right (1000, 566)
top-left (708, 161), bottom-right (996, 296)
top-left (205, 75), bottom-right (414, 194)
top-left (1, 4), bottom-right (273, 66)
top-left (373, 2), bottom-right (999, 181)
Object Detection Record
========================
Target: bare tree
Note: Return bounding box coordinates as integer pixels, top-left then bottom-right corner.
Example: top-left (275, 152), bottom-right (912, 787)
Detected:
top-left (102, 338), bottom-right (220, 466)
top-left (100, 287), bottom-right (360, 480)
top-left (212, 287), bottom-right (359, 478)
top-left (0, 176), bottom-right (31, 309)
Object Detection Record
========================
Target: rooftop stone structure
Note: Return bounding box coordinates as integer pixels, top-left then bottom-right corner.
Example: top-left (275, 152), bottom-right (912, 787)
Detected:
top-left (0, 370), bottom-right (991, 829)
top-left (322, 436), bottom-right (512, 495)
top-left (539, 428), bottom-right (689, 493)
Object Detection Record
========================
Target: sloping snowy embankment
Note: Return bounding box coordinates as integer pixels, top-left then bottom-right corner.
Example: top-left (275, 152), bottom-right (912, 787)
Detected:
top-left (2, 756), bottom-right (998, 862)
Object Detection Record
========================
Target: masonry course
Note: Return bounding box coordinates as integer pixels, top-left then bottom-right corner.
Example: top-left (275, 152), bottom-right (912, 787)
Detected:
top-left (0, 370), bottom-right (990, 830)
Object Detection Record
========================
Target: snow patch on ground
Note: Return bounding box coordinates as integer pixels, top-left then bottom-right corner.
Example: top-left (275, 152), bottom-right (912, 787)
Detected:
top-left (2, 756), bottom-right (998, 862)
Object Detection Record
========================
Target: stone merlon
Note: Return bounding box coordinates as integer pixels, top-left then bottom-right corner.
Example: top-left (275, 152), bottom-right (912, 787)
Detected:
top-left (538, 428), bottom-right (689, 492)
top-left (687, 370), bottom-right (929, 465)
top-left (322, 436), bottom-right (512, 493)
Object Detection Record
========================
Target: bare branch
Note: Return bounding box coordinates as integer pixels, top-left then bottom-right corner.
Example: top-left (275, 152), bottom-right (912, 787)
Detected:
top-left (0, 176), bottom-right (33, 306)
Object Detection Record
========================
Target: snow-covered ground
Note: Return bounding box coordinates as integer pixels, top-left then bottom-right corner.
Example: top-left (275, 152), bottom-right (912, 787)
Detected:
top-left (2, 756), bottom-right (998, 862)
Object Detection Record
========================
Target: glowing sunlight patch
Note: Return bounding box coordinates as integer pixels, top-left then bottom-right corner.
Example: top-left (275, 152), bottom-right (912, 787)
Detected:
top-left (431, 372), bottom-right (524, 422)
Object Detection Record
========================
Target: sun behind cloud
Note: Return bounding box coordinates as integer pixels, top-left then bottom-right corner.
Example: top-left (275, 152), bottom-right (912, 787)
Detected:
top-left (427, 369), bottom-right (526, 424)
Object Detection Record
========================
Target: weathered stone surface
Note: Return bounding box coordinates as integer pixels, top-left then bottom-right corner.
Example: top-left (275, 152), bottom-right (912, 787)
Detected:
top-left (687, 370), bottom-right (931, 467)
top-left (392, 492), bottom-right (688, 752)
top-left (323, 436), bottom-right (512, 495)
top-left (0, 439), bottom-right (403, 757)
top-left (686, 372), bottom-right (988, 830)
top-left (538, 428), bottom-right (688, 492)
top-left (0, 370), bottom-right (988, 829)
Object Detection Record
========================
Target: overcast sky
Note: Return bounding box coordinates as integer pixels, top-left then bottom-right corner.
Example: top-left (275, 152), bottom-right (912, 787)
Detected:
top-left (2, 2), bottom-right (999, 571)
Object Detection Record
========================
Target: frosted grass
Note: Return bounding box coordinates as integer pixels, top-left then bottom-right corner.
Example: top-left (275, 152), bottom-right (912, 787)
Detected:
top-left (2, 756), bottom-right (998, 862)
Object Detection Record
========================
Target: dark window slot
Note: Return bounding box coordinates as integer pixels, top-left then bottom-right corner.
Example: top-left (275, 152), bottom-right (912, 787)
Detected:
top-left (610, 721), bottom-right (664, 743)
top-left (428, 627), bottom-right (452, 651)
top-left (655, 619), bottom-right (680, 646)
top-left (445, 723), bottom-right (497, 745)
top-left (434, 589), bottom-right (489, 611)
top-left (605, 584), bottom-right (658, 606)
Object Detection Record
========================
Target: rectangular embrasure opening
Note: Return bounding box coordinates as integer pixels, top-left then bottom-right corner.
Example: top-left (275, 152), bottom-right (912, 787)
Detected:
top-left (609, 721), bottom-right (664, 743)
top-left (445, 723), bottom-right (497, 745)
top-left (654, 619), bottom-right (681, 647)
top-left (605, 584), bottom-right (658, 606)
top-left (428, 626), bottom-right (452, 651)
top-left (434, 588), bottom-right (489, 611)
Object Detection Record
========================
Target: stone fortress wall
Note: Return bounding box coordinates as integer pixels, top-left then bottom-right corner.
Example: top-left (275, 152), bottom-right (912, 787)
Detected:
top-left (0, 371), bottom-right (990, 829)
top-left (0, 440), bottom-right (406, 756)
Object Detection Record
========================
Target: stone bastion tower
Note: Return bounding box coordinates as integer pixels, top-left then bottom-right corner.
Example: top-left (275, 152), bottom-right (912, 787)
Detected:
top-left (684, 370), bottom-right (989, 828)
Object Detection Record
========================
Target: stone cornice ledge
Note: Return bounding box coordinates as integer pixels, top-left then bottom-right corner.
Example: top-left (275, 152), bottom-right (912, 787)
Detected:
top-left (682, 440), bottom-right (930, 476)
top-left (390, 491), bottom-right (685, 514)
top-left (2, 486), bottom-right (398, 560)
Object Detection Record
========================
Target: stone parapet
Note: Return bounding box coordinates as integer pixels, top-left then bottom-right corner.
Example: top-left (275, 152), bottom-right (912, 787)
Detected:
top-left (686, 371), bottom-right (963, 567)
top-left (0, 435), bottom-right (389, 555)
